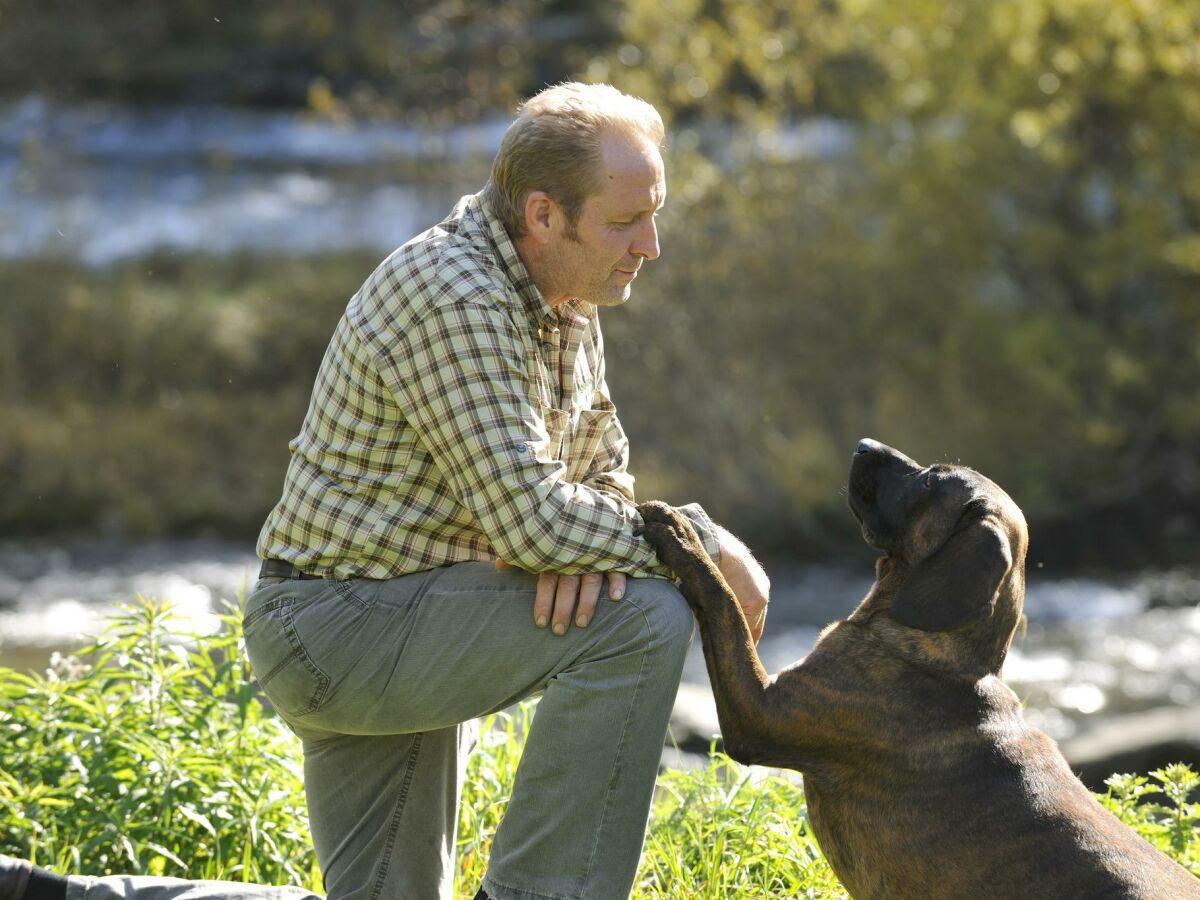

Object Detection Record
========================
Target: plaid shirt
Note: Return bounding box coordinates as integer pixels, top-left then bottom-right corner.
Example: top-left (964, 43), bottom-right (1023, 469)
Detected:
top-left (257, 193), bottom-right (721, 580)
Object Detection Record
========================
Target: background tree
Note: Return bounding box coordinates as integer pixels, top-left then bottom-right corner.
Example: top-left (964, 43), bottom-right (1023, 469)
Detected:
top-left (590, 0), bottom-right (1200, 559)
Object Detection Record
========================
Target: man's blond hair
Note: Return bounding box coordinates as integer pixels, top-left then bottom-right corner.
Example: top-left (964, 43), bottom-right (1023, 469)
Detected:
top-left (481, 82), bottom-right (665, 240)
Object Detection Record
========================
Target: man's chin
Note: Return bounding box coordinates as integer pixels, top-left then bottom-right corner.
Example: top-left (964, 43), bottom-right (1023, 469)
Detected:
top-left (587, 286), bottom-right (632, 308)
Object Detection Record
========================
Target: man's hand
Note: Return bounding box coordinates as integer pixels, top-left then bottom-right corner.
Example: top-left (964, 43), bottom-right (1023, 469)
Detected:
top-left (713, 525), bottom-right (770, 644)
top-left (495, 559), bottom-right (627, 635)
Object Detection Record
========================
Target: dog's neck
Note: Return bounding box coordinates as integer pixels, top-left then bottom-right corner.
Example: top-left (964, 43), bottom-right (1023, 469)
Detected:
top-left (848, 556), bottom-right (1023, 683)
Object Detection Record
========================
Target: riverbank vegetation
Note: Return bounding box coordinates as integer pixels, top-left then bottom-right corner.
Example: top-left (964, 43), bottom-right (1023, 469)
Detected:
top-left (0, 602), bottom-right (1197, 897)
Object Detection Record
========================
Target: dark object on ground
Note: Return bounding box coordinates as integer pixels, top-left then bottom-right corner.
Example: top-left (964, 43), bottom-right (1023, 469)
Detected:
top-left (0, 854), bottom-right (67, 900)
top-left (639, 440), bottom-right (1200, 899)
top-left (0, 855), bottom-right (31, 900)
top-left (1062, 704), bottom-right (1200, 792)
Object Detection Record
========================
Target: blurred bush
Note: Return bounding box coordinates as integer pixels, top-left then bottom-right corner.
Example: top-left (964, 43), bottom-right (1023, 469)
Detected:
top-left (597, 0), bottom-right (1200, 561)
top-left (0, 254), bottom-right (370, 539)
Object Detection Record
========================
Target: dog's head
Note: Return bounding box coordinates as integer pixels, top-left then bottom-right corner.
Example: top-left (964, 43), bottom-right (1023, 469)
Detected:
top-left (846, 439), bottom-right (1028, 676)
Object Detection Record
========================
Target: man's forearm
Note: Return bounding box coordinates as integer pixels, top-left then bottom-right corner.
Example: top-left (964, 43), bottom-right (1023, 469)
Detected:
top-left (713, 524), bottom-right (771, 642)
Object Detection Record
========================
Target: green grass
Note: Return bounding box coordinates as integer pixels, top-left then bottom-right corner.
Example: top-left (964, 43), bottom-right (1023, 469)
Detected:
top-left (0, 601), bottom-right (1196, 897)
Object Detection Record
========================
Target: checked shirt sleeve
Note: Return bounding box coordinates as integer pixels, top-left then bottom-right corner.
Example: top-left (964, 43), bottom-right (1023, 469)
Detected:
top-left (376, 293), bottom-right (683, 577)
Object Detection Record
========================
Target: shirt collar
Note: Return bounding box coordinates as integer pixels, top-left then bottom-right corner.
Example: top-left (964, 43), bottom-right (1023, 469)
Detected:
top-left (469, 193), bottom-right (562, 332)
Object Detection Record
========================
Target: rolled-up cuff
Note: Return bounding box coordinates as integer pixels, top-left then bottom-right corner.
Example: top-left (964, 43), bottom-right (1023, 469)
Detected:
top-left (674, 502), bottom-right (722, 568)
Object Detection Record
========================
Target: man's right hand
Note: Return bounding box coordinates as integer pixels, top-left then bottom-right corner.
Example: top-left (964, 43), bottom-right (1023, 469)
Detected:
top-left (495, 559), bottom-right (627, 635)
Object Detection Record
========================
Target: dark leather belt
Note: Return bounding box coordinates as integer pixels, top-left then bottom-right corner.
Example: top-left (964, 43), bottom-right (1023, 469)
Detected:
top-left (259, 559), bottom-right (324, 580)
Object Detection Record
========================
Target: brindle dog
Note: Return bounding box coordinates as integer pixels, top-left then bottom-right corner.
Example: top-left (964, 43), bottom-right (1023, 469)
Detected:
top-left (639, 439), bottom-right (1199, 899)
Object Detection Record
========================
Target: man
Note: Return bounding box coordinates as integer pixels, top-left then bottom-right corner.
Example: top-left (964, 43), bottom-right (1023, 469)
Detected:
top-left (1, 82), bottom-right (768, 900)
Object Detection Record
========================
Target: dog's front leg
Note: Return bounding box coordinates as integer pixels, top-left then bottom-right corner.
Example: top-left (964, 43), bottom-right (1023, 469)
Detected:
top-left (639, 502), bottom-right (831, 769)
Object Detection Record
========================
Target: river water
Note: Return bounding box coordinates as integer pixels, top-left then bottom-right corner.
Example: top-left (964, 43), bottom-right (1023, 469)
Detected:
top-left (1, 538), bottom-right (1197, 750)
top-left (0, 96), bottom-right (850, 264)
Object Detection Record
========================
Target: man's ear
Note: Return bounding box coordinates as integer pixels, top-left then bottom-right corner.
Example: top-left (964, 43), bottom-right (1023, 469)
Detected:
top-left (890, 520), bottom-right (1012, 632)
top-left (523, 191), bottom-right (555, 243)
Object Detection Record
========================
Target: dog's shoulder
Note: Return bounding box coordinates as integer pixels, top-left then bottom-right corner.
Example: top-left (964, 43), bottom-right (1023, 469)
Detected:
top-left (811, 615), bottom-right (954, 685)
top-left (804, 618), bottom-right (910, 682)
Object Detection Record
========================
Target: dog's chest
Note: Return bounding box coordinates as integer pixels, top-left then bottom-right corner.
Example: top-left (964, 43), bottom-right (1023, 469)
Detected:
top-left (805, 778), bottom-right (901, 898)
top-left (801, 756), bottom-right (1003, 899)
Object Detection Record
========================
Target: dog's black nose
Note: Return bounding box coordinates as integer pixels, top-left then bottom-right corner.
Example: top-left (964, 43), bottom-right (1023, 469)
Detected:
top-left (856, 438), bottom-right (885, 456)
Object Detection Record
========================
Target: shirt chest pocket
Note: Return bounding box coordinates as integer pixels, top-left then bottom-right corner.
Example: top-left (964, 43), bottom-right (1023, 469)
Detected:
top-left (542, 406), bottom-right (613, 483)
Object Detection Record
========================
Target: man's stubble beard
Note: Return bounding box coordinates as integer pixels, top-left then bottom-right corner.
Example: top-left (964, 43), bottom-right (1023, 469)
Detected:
top-left (590, 284), bottom-right (632, 308)
top-left (557, 225), bottom-right (630, 309)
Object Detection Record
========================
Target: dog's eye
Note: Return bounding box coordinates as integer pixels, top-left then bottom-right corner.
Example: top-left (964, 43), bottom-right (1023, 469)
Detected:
top-left (921, 471), bottom-right (934, 489)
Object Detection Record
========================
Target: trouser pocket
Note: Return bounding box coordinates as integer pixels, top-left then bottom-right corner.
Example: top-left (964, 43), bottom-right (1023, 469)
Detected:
top-left (243, 580), bottom-right (374, 721)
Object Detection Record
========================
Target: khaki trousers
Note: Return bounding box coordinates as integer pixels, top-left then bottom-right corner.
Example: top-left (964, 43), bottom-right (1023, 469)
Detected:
top-left (244, 561), bottom-right (693, 900)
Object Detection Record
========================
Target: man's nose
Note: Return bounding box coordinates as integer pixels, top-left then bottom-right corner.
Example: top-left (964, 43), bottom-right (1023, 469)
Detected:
top-left (631, 216), bottom-right (660, 261)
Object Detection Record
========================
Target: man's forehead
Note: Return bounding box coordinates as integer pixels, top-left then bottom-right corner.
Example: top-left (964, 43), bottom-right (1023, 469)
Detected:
top-left (593, 135), bottom-right (666, 209)
top-left (598, 131), bottom-right (662, 171)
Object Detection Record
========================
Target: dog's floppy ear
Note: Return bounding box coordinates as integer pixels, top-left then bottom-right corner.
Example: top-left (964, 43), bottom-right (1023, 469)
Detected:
top-left (890, 519), bottom-right (1012, 632)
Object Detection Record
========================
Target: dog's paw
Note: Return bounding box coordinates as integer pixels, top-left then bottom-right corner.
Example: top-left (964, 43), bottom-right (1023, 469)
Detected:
top-left (636, 501), bottom-right (690, 547)
top-left (637, 502), bottom-right (706, 568)
top-left (637, 500), bottom-right (682, 530)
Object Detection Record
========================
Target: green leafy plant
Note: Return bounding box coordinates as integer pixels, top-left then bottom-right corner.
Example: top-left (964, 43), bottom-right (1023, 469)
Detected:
top-left (1100, 765), bottom-right (1200, 875)
top-left (637, 744), bottom-right (846, 898)
top-left (0, 600), bottom-right (318, 888)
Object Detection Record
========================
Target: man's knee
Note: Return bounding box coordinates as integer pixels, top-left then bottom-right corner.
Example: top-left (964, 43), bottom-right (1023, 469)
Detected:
top-left (619, 576), bottom-right (695, 655)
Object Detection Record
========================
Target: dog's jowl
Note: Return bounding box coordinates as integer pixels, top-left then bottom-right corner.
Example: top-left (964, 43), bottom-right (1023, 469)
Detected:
top-left (639, 440), bottom-right (1199, 900)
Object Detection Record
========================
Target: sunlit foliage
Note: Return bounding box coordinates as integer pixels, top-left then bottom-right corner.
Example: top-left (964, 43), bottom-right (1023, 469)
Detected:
top-left (1, 603), bottom-right (1195, 896)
